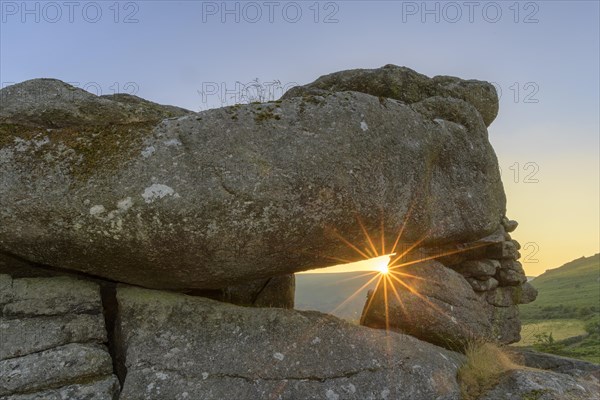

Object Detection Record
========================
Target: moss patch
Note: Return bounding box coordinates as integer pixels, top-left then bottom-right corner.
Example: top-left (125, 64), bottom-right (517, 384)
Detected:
top-left (522, 389), bottom-right (551, 400)
top-left (1, 121), bottom-right (158, 181)
top-left (254, 108), bottom-right (281, 123)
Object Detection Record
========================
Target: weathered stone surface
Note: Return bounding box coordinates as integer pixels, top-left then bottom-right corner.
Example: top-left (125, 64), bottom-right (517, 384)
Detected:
top-left (466, 277), bottom-right (499, 292)
top-left (1, 376), bottom-right (120, 400)
top-left (486, 304), bottom-right (521, 343)
top-left (0, 314), bottom-right (106, 360)
top-left (507, 349), bottom-right (600, 379)
top-left (519, 282), bottom-right (538, 304)
top-left (500, 259), bottom-right (525, 272)
top-left (0, 78), bottom-right (190, 128)
top-left (283, 64), bottom-right (499, 127)
top-left (183, 274), bottom-right (295, 308)
top-left (485, 285), bottom-right (537, 307)
top-left (501, 217), bottom-right (519, 233)
top-left (486, 241), bottom-right (520, 260)
top-left (0, 274), bottom-right (119, 398)
top-left (417, 227), bottom-right (506, 267)
top-left (0, 71), bottom-right (506, 289)
top-left (496, 267), bottom-right (527, 286)
top-left (0, 274), bottom-right (12, 304)
top-left (224, 274), bottom-right (295, 308)
top-left (0, 343), bottom-right (113, 396)
top-left (0, 252), bottom-right (85, 280)
top-left (117, 285), bottom-right (464, 400)
top-left (1, 275), bottom-right (102, 316)
top-left (360, 261), bottom-right (493, 349)
top-left (480, 369), bottom-right (599, 400)
top-left (452, 259), bottom-right (500, 278)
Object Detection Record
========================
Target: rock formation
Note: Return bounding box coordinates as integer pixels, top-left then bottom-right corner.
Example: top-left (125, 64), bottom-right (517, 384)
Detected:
top-left (360, 219), bottom-right (536, 347)
top-left (1, 66), bottom-right (505, 290)
top-left (1, 272), bottom-right (596, 400)
top-left (1, 66), bottom-right (594, 399)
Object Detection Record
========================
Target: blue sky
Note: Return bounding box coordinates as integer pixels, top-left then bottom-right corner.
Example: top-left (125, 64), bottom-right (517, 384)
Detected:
top-left (1, 0), bottom-right (598, 274)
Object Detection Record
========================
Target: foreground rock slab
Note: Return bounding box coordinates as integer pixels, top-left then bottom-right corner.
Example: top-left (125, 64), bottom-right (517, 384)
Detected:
top-left (507, 348), bottom-right (600, 380)
top-left (1, 65), bottom-right (506, 289)
top-left (479, 369), bottom-right (599, 400)
top-left (116, 285), bottom-right (464, 400)
top-left (0, 274), bottom-right (119, 398)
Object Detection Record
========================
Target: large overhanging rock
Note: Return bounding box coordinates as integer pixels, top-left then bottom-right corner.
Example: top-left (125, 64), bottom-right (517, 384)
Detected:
top-left (0, 66), bottom-right (506, 289)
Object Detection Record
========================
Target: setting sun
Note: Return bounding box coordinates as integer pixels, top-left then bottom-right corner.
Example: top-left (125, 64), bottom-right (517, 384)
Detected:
top-left (375, 255), bottom-right (392, 274)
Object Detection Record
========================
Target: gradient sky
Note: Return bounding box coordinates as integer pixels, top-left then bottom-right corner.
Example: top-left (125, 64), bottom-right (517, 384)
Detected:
top-left (1, 0), bottom-right (598, 275)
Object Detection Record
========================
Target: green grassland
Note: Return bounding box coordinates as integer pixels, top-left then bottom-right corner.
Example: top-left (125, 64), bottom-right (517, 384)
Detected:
top-left (517, 253), bottom-right (599, 363)
top-left (520, 253), bottom-right (599, 321)
top-left (517, 319), bottom-right (586, 346)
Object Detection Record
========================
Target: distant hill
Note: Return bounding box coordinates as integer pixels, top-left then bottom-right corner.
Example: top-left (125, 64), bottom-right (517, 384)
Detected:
top-left (295, 271), bottom-right (380, 322)
top-left (520, 253), bottom-right (600, 322)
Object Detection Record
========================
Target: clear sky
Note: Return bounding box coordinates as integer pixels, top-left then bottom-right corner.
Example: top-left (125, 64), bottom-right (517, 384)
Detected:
top-left (1, 0), bottom-right (598, 275)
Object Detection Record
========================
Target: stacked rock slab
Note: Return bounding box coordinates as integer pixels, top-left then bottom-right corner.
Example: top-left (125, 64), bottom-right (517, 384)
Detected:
top-left (0, 274), bottom-right (119, 399)
top-left (447, 217), bottom-right (536, 343)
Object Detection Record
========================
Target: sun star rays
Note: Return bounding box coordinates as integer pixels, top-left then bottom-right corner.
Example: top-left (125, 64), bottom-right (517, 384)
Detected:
top-left (325, 212), bottom-right (488, 333)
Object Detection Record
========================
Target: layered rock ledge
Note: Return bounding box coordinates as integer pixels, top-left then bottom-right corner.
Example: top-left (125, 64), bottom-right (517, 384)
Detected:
top-left (0, 274), bottom-right (119, 399)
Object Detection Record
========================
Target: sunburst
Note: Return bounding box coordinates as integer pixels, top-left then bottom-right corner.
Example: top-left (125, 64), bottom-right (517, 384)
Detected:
top-left (326, 211), bottom-right (488, 333)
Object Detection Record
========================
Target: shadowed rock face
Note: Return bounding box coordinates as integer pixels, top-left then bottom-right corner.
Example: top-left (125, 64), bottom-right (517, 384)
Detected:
top-left (360, 261), bottom-right (494, 350)
top-left (0, 66), bottom-right (506, 290)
